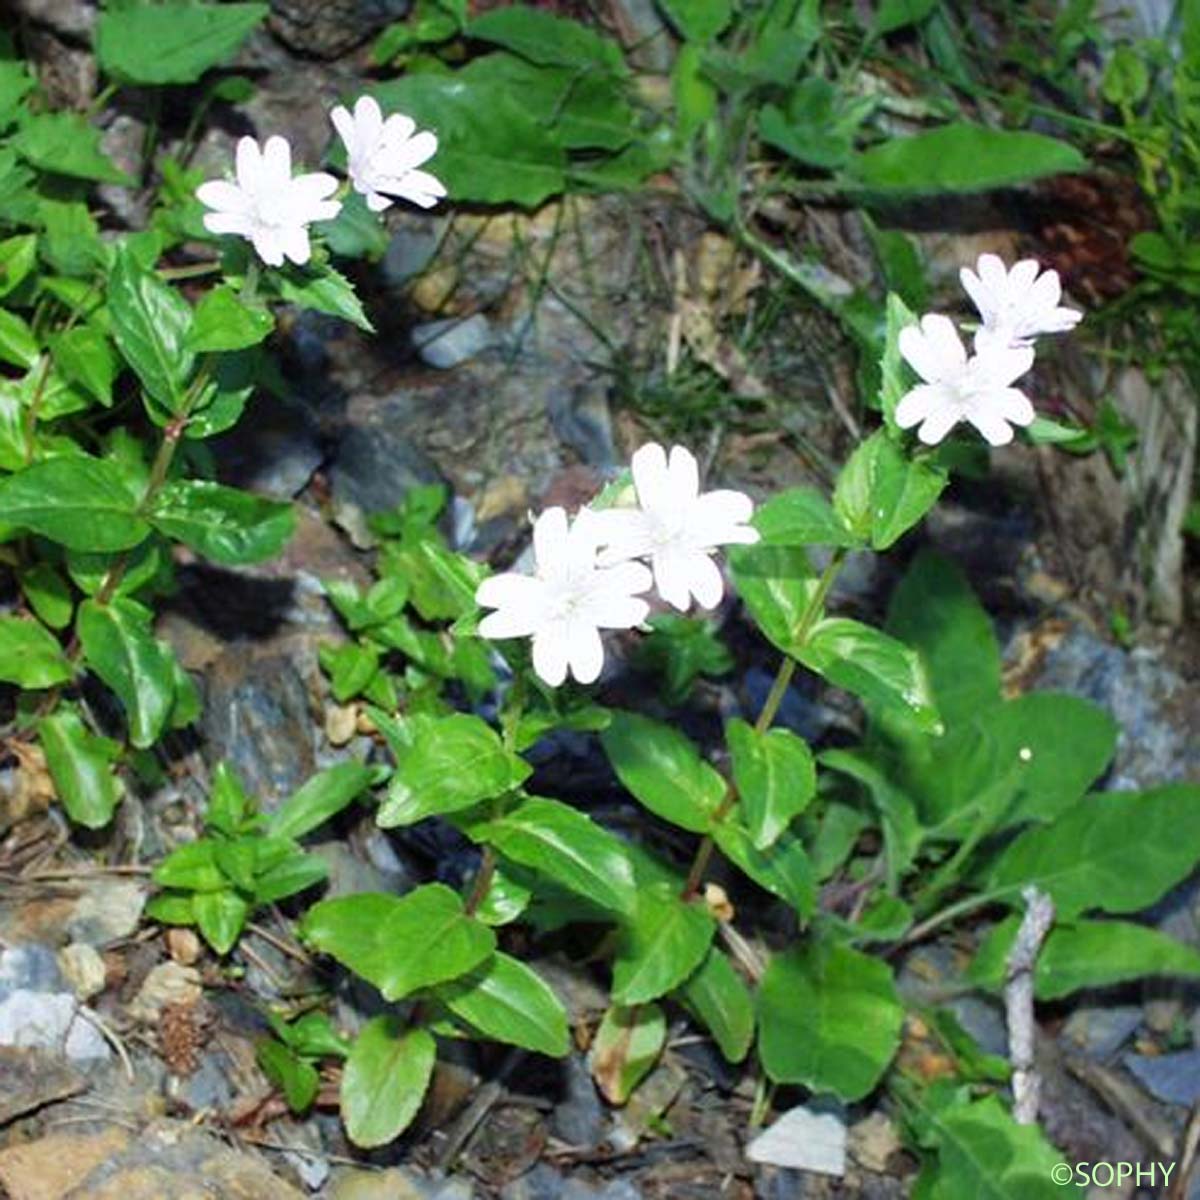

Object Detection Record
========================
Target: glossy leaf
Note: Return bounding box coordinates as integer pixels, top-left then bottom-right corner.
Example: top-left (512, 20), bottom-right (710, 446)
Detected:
top-left (186, 285), bottom-right (274, 352)
top-left (727, 718), bottom-right (816, 849)
top-left (274, 262), bottom-right (372, 331)
top-left (0, 616), bottom-right (71, 688)
top-left (678, 947), bottom-right (754, 1063)
top-left (341, 1018), bottom-right (435, 1148)
top-left (153, 840), bottom-right (226, 892)
top-left (14, 112), bottom-right (130, 184)
top-left (588, 1002), bottom-right (666, 1104)
top-left (193, 888), bottom-right (250, 954)
top-left (257, 1039), bottom-right (319, 1112)
top-left (612, 883), bottom-right (715, 1004)
top-left (18, 563), bottom-right (73, 630)
top-left (657, 0), bottom-right (733, 41)
top-left (601, 711), bottom-right (725, 833)
top-left (0, 309), bottom-right (37, 370)
top-left (38, 709), bottom-right (123, 828)
top-left (269, 761), bottom-right (377, 841)
top-left (467, 8), bottom-right (625, 71)
top-left (53, 326), bottom-right (117, 407)
top-left (150, 480), bottom-right (294, 565)
top-left (753, 486), bottom-right (859, 548)
top-left (714, 822), bottom-right (816, 915)
top-left (758, 939), bottom-right (903, 1099)
top-left (729, 543), bottom-right (820, 657)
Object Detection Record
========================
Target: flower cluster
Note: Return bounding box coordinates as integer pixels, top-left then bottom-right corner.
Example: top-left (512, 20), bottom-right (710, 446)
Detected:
top-left (896, 254), bottom-right (1082, 447)
top-left (476, 443), bottom-right (759, 687)
top-left (197, 96), bottom-right (444, 268)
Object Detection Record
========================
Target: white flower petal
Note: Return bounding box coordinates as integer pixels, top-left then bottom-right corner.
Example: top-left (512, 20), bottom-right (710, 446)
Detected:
top-left (652, 547), bottom-right (698, 611)
top-left (916, 404), bottom-right (962, 446)
top-left (532, 507), bottom-right (571, 576)
top-left (630, 442), bottom-right (671, 514)
top-left (959, 265), bottom-right (996, 325)
top-left (1025, 268), bottom-right (1061, 315)
top-left (899, 314), bottom-right (966, 384)
top-left (478, 604), bottom-right (541, 639)
top-left (991, 387), bottom-right (1035, 426)
top-left (532, 621), bottom-right (570, 687)
top-left (976, 253), bottom-right (1008, 296)
top-left (567, 621), bottom-right (605, 684)
top-left (974, 344), bottom-right (1034, 388)
top-left (202, 210), bottom-right (253, 237)
top-left (389, 169), bottom-right (446, 208)
top-left (1008, 258), bottom-right (1040, 294)
top-left (261, 135), bottom-right (292, 186)
top-left (692, 490), bottom-right (758, 546)
top-left (354, 95), bottom-right (384, 146)
top-left (380, 111), bottom-right (417, 145)
top-left (968, 409), bottom-right (1016, 446)
top-left (366, 190), bottom-right (393, 212)
top-left (235, 136), bottom-right (261, 191)
top-left (330, 105), bottom-right (358, 158)
top-left (251, 226), bottom-right (285, 267)
top-left (895, 383), bottom-right (947, 430)
top-left (382, 129), bottom-right (438, 175)
top-left (196, 180), bottom-right (249, 214)
top-left (688, 553), bottom-right (725, 610)
top-left (667, 444), bottom-right (700, 503)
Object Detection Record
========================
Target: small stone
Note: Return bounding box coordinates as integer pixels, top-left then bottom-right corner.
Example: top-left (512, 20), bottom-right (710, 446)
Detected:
top-left (0, 990), bottom-right (110, 1061)
top-left (0, 1046), bottom-right (85, 1124)
top-left (383, 227), bottom-right (442, 290)
top-left (67, 879), bottom-right (146, 945)
top-left (166, 928), bottom-right (202, 967)
top-left (1144, 997), bottom-right (1182, 1035)
top-left (57, 942), bottom-right (107, 1001)
top-left (550, 1054), bottom-right (608, 1150)
top-left (128, 962), bottom-right (202, 1025)
top-left (0, 1127), bottom-right (129, 1200)
top-left (849, 1112), bottom-right (901, 1173)
top-left (1061, 1004), bottom-right (1143, 1061)
top-left (746, 1101), bottom-right (847, 1177)
top-left (1124, 1049), bottom-right (1200, 1106)
top-left (412, 314), bottom-right (495, 369)
top-left (0, 944), bottom-right (63, 994)
top-left (326, 703), bottom-right (359, 747)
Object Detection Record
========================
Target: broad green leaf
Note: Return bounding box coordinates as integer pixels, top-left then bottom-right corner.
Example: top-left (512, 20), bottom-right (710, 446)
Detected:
top-left (909, 1090), bottom-right (1065, 1200)
top-left (0, 455), bottom-right (149, 551)
top-left (95, 2), bottom-right (269, 85)
top-left (758, 939), bottom-right (903, 1099)
top-left (280, 1011), bottom-right (350, 1059)
top-left (729, 543), bottom-right (820, 656)
top-left (753, 486), bottom-right (860, 548)
top-left (871, 0), bottom-right (937, 36)
top-left (153, 841), bottom-right (226, 892)
top-left (252, 848), bottom-right (329, 904)
top-left (206, 761), bottom-right (251, 836)
top-left (320, 642), bottom-right (380, 702)
top-left (800, 617), bottom-right (940, 731)
top-left (758, 77), bottom-right (874, 171)
top-left (108, 245), bottom-right (195, 414)
top-left (612, 883), bottom-right (715, 1004)
top-left (18, 563), bottom-right (73, 630)
top-left (601, 711), bottom-right (725, 833)
top-left (257, 1039), bottom-right (319, 1112)
top-left (381, 536), bottom-right (483, 622)
top-left (149, 480), bottom-right (295, 565)
top-left (373, 75), bottom-right (566, 207)
top-left (14, 112), bottom-right (131, 184)
top-left (988, 785), bottom-right (1200, 919)
top-left (274, 263), bottom-right (372, 332)
top-left (678, 947), bottom-right (754, 1063)
top-left (588, 1002), bottom-right (666, 1104)
top-left (186, 285), bottom-right (274, 352)
top-left (379, 713), bottom-right (531, 826)
top-left (145, 892), bottom-right (196, 925)
top-left (0, 616), bottom-right (71, 688)
top-left (847, 123), bottom-right (1086, 195)
top-left (301, 885), bottom-right (495, 1001)
top-left (0, 235), bottom-right (37, 299)
top-left (53, 327), bottom-right (117, 407)
top-left (0, 310), bottom-right (37, 370)
top-left (38, 709), bottom-right (123, 828)
top-left (656, 0), bottom-right (733, 42)
top-left (66, 537), bottom-right (170, 598)
top-left (834, 431), bottom-right (947, 550)
top-left (726, 718), bottom-right (816, 849)
top-left (474, 867), bottom-right (532, 927)
top-left (269, 761), bottom-right (377, 841)
top-left (633, 614), bottom-right (733, 705)
top-left (341, 1018), bottom-right (435, 1148)
top-left (467, 8), bottom-right (625, 72)
top-left (878, 292), bottom-right (918, 430)
top-left (885, 549), bottom-right (999, 725)
top-left (76, 598), bottom-right (176, 748)
top-left (438, 952), bottom-right (569, 1057)
top-left (38, 199), bottom-right (106, 279)
top-left (464, 795), bottom-right (637, 916)
top-left (193, 888), bottom-right (249, 954)
top-left (969, 917), bottom-right (1200, 1001)
top-left (714, 822), bottom-right (817, 915)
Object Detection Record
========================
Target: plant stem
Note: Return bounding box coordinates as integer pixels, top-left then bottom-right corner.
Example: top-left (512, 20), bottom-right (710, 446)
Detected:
top-left (889, 886), bottom-right (1019, 955)
top-left (463, 846), bottom-right (497, 917)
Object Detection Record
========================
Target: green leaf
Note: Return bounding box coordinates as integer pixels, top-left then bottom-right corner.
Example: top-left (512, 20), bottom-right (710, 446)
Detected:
top-left (467, 8), bottom-right (625, 72)
top-left (437, 952), bottom-right (569, 1057)
top-left (379, 714), bottom-right (531, 827)
top-left (713, 822), bottom-right (816, 915)
top-left (612, 883), bottom-right (715, 1004)
top-left (0, 235), bottom-right (38, 299)
top-left (321, 642), bottom-right (379, 703)
top-left (273, 262), bottom-right (372, 332)
top-left (878, 291), bottom-right (919, 431)
top-left (758, 938), bottom-right (903, 1100)
top-left (987, 785), bottom-right (1200, 919)
top-left (729, 543), bottom-right (820, 656)
top-left (834, 431), bottom-right (947, 550)
top-left (53, 327), bottom-right (117, 407)
top-left (847, 123), bottom-right (1086, 195)
top-left (14, 112), bottom-right (131, 184)
top-left (758, 77), bottom-right (874, 171)
top-left (969, 917), bottom-right (1200, 1001)
top-left (153, 840), bottom-right (226, 892)
top-left (38, 709), bottom-right (123, 828)
top-left (0, 616), bottom-right (71, 688)
top-left (193, 888), bottom-right (250, 954)
top-left (145, 892), bottom-right (196, 925)
top-left (341, 1018), bottom-right (435, 1148)
top-left (871, 0), bottom-right (937, 36)
top-left (678, 947), bottom-right (754, 1063)
top-left (269, 761), bottom-right (376, 840)
top-left (108, 244), bottom-right (195, 414)
top-left (282, 1011), bottom-right (350, 1058)
top-left (372, 75), bottom-right (566, 207)
top-left (0, 454), bottom-right (150, 551)
top-left (301, 885), bottom-right (495, 1001)
top-left (150, 480), bottom-right (294, 565)
top-left (186, 285), bottom-right (274, 352)
top-left (727, 718), bottom-right (816, 849)
top-left (885, 549), bottom-right (999, 727)
top-left (588, 1002), bottom-right (666, 1104)
top-left (257, 1040), bottom-right (319, 1113)
top-left (206, 761), bottom-right (251, 836)
top-left (753, 487), bottom-right (860, 548)
top-left (464, 795), bottom-right (638, 916)
top-left (18, 563), bottom-right (73, 630)
top-left (656, 0), bottom-right (732, 42)
top-left (601, 711), bottom-right (725, 834)
top-left (95, 2), bottom-right (269, 85)
top-left (799, 617), bottom-right (940, 731)
top-left (0, 310), bottom-right (37, 370)
top-left (76, 598), bottom-right (176, 748)
top-left (252, 848), bottom-right (328, 904)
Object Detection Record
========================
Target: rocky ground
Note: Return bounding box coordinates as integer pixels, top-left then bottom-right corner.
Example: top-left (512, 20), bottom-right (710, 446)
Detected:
top-left (3, 1), bottom-right (1200, 1198)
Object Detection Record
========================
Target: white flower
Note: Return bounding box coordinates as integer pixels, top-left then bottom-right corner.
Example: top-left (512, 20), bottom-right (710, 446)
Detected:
top-left (330, 96), bottom-right (446, 213)
top-left (476, 507), bottom-right (652, 688)
top-left (595, 443), bottom-right (759, 612)
top-left (960, 253), bottom-right (1082, 351)
top-left (896, 313), bottom-right (1035, 447)
top-left (197, 136), bottom-right (340, 268)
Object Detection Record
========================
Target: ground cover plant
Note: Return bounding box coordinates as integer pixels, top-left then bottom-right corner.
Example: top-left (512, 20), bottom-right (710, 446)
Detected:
top-left (0, 2), bottom-right (1199, 1197)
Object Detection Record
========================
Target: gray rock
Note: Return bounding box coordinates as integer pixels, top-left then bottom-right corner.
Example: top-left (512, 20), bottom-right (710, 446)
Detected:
top-left (1061, 1004), bottom-right (1143, 1061)
top-left (0, 991), bottom-right (110, 1061)
top-left (502, 1164), bottom-right (640, 1200)
top-left (330, 1166), bottom-right (475, 1199)
top-left (176, 1050), bottom-right (237, 1112)
top-left (9, 0), bottom-right (95, 36)
top-left (66, 879), bottom-right (146, 945)
top-left (0, 945), bottom-right (63, 996)
top-left (412, 314), bottom-right (495, 370)
top-left (1123, 1049), bottom-right (1200, 1107)
top-left (549, 1054), bottom-right (608, 1150)
top-left (214, 398), bottom-right (324, 499)
top-left (383, 226), bottom-right (442, 289)
top-left (547, 384), bottom-right (616, 468)
top-left (267, 0), bottom-right (411, 58)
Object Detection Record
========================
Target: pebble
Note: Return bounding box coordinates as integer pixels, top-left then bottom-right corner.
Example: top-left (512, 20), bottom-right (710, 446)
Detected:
top-left (1123, 1049), bottom-right (1200, 1107)
top-left (57, 942), bottom-right (107, 1000)
top-left (1061, 1004), bottom-right (1143, 1061)
top-left (0, 990), bottom-right (110, 1061)
top-left (746, 1101), bottom-right (847, 1177)
top-left (412, 314), bottom-right (495, 369)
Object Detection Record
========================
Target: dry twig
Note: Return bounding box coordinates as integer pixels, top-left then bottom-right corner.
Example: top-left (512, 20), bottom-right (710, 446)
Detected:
top-left (1004, 885), bottom-right (1055, 1124)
